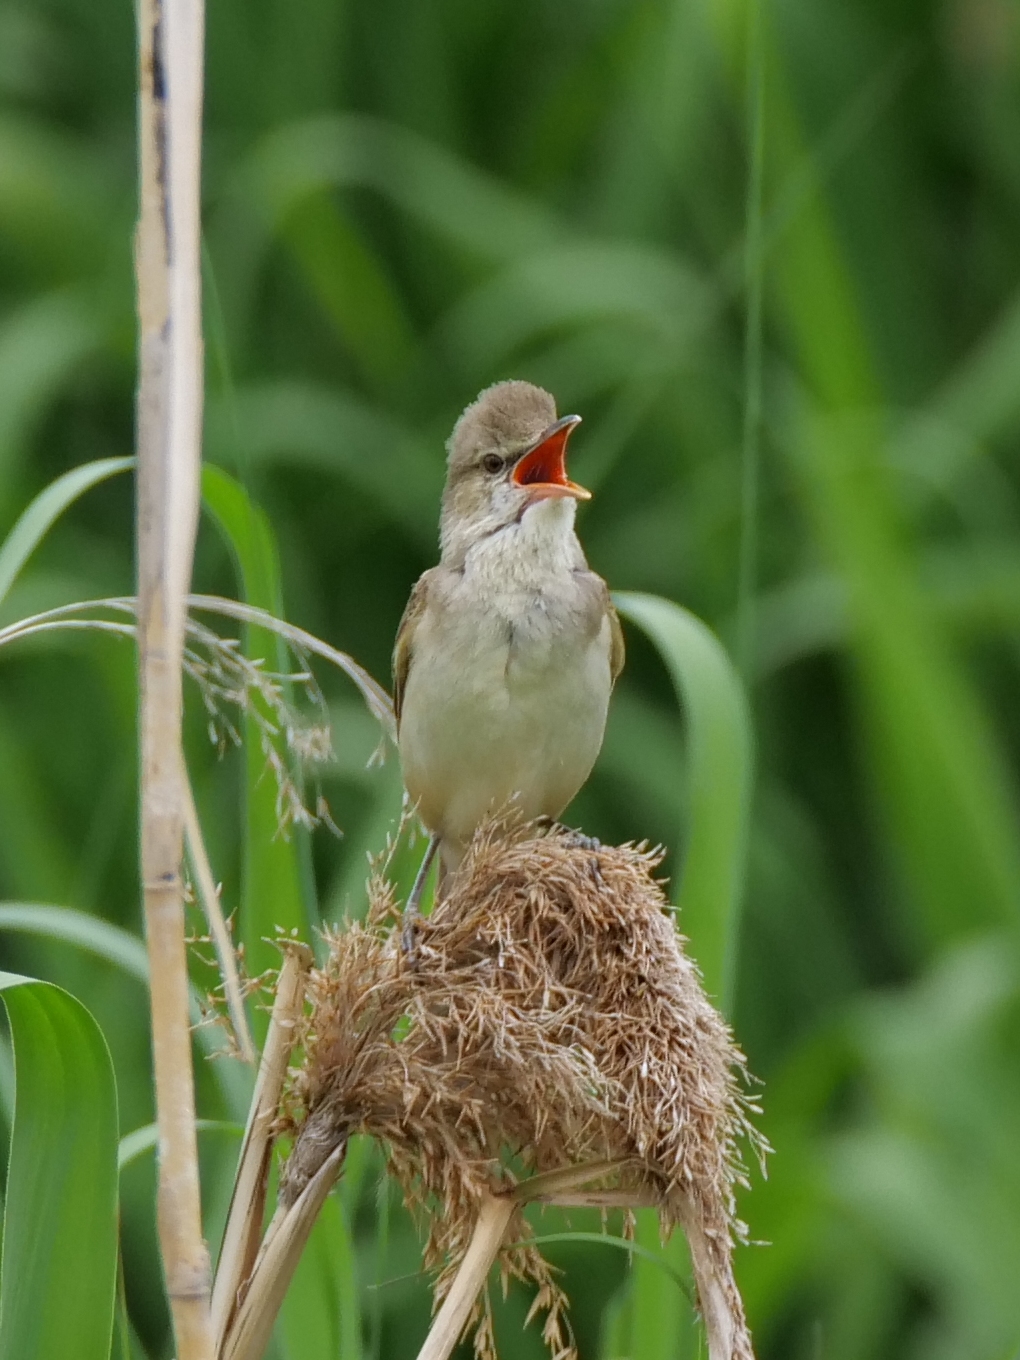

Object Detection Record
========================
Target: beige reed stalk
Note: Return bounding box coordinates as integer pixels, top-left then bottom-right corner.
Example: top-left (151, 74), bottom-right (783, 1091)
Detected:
top-left (414, 1161), bottom-right (640, 1360)
top-left (212, 944), bottom-right (313, 1352)
top-left (135, 0), bottom-right (212, 1354)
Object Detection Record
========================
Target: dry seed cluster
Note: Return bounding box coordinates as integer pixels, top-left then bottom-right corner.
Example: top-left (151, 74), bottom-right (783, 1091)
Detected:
top-left (281, 820), bottom-right (762, 1360)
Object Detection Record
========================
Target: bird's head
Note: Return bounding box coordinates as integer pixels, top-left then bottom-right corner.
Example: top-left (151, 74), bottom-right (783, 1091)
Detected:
top-left (440, 380), bottom-right (589, 561)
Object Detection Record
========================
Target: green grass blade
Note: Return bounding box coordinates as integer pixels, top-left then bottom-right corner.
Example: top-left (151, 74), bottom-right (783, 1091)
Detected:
top-left (0, 456), bottom-right (133, 608)
top-left (522, 1232), bottom-right (692, 1300)
top-left (279, 1192), bottom-right (363, 1360)
top-left (0, 973), bottom-right (118, 1360)
top-left (280, 192), bottom-right (414, 389)
top-left (201, 466), bottom-right (311, 1010)
top-left (794, 414), bottom-right (1020, 946)
top-left (608, 594), bottom-right (752, 1360)
top-left (628, 1217), bottom-right (692, 1360)
top-left (0, 903), bottom-right (252, 1118)
top-left (118, 1119), bottom-right (243, 1171)
top-left (0, 903), bottom-right (149, 983)
top-left (613, 592), bottom-right (753, 1010)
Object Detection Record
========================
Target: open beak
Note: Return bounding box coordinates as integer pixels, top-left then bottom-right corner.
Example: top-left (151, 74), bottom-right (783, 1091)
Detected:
top-left (511, 414), bottom-right (590, 502)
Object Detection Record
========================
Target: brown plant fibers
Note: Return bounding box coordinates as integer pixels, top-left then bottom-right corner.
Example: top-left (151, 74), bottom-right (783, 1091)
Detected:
top-left (280, 820), bottom-right (763, 1360)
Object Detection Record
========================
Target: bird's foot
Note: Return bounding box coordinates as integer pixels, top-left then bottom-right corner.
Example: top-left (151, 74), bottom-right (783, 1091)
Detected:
top-left (533, 817), bottom-right (601, 851)
top-left (559, 826), bottom-right (603, 853)
top-left (553, 826), bottom-right (605, 885)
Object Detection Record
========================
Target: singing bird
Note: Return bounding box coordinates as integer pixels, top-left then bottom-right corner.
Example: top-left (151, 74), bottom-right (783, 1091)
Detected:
top-left (393, 380), bottom-right (625, 920)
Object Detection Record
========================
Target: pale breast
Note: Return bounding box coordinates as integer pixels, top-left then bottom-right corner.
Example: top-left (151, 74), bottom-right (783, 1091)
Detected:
top-left (398, 505), bottom-right (613, 862)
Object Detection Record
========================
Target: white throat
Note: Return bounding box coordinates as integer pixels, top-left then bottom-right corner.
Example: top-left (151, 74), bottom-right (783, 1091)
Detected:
top-left (463, 495), bottom-right (581, 581)
top-left (441, 491), bottom-right (581, 571)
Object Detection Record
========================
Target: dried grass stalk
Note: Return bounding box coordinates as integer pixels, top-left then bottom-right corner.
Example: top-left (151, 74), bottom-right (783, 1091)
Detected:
top-left (134, 0), bottom-right (212, 1350)
top-left (219, 1145), bottom-right (345, 1360)
top-left (183, 764), bottom-right (255, 1063)
top-left (415, 1195), bottom-right (516, 1360)
top-left (281, 819), bottom-right (764, 1360)
top-left (212, 943), bottom-right (312, 1352)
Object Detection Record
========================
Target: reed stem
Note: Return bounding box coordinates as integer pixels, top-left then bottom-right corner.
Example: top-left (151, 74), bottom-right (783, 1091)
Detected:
top-left (135, 0), bottom-right (210, 1352)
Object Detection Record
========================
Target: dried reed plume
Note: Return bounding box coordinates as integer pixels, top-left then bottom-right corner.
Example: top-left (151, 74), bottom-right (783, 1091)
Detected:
top-left (280, 818), bottom-right (763, 1360)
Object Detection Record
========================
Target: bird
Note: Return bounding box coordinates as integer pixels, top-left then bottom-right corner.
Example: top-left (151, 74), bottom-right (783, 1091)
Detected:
top-left (392, 379), bottom-right (625, 931)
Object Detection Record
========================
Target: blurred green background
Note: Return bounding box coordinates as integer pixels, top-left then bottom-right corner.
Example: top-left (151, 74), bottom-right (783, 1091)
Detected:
top-left (1, 0), bottom-right (1020, 1356)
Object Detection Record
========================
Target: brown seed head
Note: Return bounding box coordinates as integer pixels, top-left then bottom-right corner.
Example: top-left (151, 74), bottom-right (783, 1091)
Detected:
top-left (280, 819), bottom-right (763, 1360)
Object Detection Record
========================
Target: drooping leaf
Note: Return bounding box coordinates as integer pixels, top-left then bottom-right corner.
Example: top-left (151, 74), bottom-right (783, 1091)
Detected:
top-left (0, 902), bottom-right (148, 984)
top-left (0, 972), bottom-right (118, 1360)
top-left (0, 903), bottom-right (251, 1118)
top-left (118, 1119), bottom-right (243, 1171)
top-left (0, 456), bottom-right (133, 608)
top-left (200, 466), bottom-right (312, 1013)
top-left (613, 592), bottom-right (753, 1010)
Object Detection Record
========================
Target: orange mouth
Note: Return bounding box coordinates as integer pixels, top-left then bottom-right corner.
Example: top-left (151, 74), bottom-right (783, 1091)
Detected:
top-left (511, 415), bottom-right (590, 501)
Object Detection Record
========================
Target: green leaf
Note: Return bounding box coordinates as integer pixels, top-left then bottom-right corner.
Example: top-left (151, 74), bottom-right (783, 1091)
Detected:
top-left (0, 972), bottom-right (118, 1360)
top-left (280, 192), bottom-right (413, 389)
top-left (0, 903), bottom-right (252, 1119)
top-left (629, 1215), bottom-right (693, 1360)
top-left (200, 466), bottom-right (312, 1016)
top-left (0, 292), bottom-right (103, 506)
top-left (613, 592), bottom-right (753, 1011)
top-left (604, 595), bottom-right (752, 1360)
top-left (0, 902), bottom-right (148, 984)
top-left (793, 412), bottom-right (1020, 946)
top-left (118, 1119), bottom-right (243, 1171)
top-left (279, 1192), bottom-right (363, 1360)
top-left (0, 456), bottom-right (133, 608)
top-left (521, 1232), bottom-right (691, 1300)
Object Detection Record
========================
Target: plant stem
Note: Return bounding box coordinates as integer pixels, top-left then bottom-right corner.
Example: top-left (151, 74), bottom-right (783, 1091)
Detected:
top-left (182, 766), bottom-right (256, 1065)
top-left (212, 943), bottom-right (312, 1351)
top-left (135, 0), bottom-right (211, 1353)
top-left (415, 1195), bottom-right (516, 1360)
top-left (220, 1147), bottom-right (346, 1360)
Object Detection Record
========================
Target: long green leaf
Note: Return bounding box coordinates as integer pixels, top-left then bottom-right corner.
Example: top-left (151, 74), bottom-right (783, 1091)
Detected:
top-left (609, 594), bottom-right (752, 1360)
top-left (0, 903), bottom-right (252, 1118)
top-left (793, 411), bottom-right (1020, 947)
top-left (279, 1192), bottom-right (363, 1360)
top-left (613, 592), bottom-right (753, 1011)
top-left (0, 902), bottom-right (148, 984)
top-left (0, 456), bottom-right (133, 608)
top-left (0, 973), bottom-right (118, 1360)
top-left (118, 1119), bottom-right (243, 1171)
top-left (521, 1232), bottom-right (691, 1299)
top-left (200, 466), bottom-right (311, 1014)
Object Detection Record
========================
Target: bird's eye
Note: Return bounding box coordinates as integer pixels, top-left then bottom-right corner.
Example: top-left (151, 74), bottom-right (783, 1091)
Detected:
top-left (481, 453), bottom-right (504, 475)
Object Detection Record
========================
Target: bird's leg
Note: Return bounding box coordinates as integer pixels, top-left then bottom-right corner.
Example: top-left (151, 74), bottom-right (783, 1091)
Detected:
top-left (401, 832), bottom-right (440, 957)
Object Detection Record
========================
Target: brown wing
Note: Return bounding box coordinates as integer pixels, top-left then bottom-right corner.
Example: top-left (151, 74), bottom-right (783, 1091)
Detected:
top-left (607, 592), bottom-right (626, 685)
top-left (392, 571), bottom-right (433, 730)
